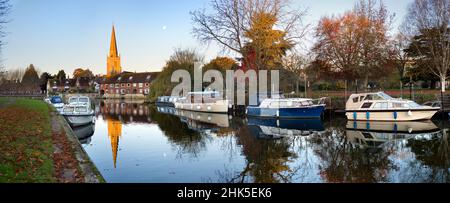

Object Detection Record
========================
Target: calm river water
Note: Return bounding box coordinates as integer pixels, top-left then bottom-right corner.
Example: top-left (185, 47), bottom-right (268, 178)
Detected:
top-left (77, 100), bottom-right (449, 183)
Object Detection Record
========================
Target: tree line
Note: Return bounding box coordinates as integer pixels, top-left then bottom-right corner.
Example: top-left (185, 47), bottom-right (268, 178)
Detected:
top-left (183, 0), bottom-right (450, 96)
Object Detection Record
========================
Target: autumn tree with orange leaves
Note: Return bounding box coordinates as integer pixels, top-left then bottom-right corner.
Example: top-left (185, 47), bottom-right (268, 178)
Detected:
top-left (313, 0), bottom-right (393, 91)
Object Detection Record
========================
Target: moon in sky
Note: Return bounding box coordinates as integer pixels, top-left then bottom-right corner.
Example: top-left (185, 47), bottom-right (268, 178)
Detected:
top-left (162, 26), bottom-right (167, 30)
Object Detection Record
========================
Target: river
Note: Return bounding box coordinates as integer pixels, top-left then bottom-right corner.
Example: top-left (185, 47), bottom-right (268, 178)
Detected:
top-left (75, 100), bottom-right (449, 183)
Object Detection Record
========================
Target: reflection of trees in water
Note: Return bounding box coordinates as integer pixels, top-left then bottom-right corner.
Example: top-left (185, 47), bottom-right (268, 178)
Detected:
top-left (213, 119), bottom-right (300, 183)
top-left (149, 107), bottom-right (210, 159)
top-left (404, 129), bottom-right (449, 183)
top-left (310, 121), bottom-right (396, 183)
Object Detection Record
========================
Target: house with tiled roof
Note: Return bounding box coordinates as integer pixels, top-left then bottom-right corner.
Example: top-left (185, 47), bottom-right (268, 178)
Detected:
top-left (98, 71), bottom-right (159, 98)
top-left (47, 77), bottom-right (95, 93)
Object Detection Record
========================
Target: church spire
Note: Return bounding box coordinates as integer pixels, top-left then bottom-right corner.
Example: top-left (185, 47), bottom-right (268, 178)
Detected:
top-left (107, 25), bottom-right (121, 77)
top-left (109, 25), bottom-right (119, 57)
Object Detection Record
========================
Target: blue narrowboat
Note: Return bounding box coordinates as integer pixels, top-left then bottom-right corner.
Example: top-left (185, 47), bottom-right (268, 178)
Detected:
top-left (246, 93), bottom-right (326, 119)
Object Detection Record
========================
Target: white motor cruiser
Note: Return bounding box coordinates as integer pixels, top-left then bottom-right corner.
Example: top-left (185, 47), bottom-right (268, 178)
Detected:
top-left (174, 91), bottom-right (230, 114)
top-left (61, 96), bottom-right (95, 127)
top-left (346, 92), bottom-right (439, 121)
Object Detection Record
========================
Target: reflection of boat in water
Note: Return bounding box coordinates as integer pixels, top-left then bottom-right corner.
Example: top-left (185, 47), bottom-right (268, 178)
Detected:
top-left (346, 120), bottom-right (440, 134)
top-left (177, 109), bottom-right (230, 130)
top-left (72, 124), bottom-right (95, 144)
top-left (346, 121), bottom-right (441, 149)
top-left (156, 96), bottom-right (181, 107)
top-left (247, 118), bottom-right (325, 139)
top-left (156, 106), bottom-right (178, 116)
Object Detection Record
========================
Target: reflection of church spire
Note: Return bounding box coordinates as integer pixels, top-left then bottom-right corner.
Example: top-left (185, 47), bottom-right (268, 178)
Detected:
top-left (107, 119), bottom-right (122, 168)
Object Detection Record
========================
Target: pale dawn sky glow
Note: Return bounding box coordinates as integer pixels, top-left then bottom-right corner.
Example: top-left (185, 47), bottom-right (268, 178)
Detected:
top-left (2, 0), bottom-right (413, 76)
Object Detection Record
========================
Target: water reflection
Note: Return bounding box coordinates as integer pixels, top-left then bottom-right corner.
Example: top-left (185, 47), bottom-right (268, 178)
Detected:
top-left (73, 124), bottom-right (95, 145)
top-left (80, 101), bottom-right (449, 183)
top-left (247, 118), bottom-right (325, 139)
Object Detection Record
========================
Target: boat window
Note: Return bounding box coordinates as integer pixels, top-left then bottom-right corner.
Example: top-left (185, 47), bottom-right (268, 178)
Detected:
top-left (352, 97), bottom-right (359, 103)
top-left (79, 98), bottom-right (89, 103)
top-left (287, 101), bottom-right (293, 107)
top-left (392, 102), bottom-right (407, 108)
top-left (361, 102), bottom-right (372, 109)
top-left (301, 101), bottom-right (310, 106)
top-left (388, 102), bottom-right (394, 108)
top-left (75, 107), bottom-right (88, 112)
top-left (364, 95), bottom-right (373, 100)
top-left (408, 102), bottom-right (422, 108)
top-left (373, 102), bottom-right (388, 109)
top-left (63, 107), bottom-right (74, 112)
top-left (378, 92), bottom-right (394, 100)
top-left (374, 95), bottom-right (384, 100)
top-left (69, 98), bottom-right (77, 103)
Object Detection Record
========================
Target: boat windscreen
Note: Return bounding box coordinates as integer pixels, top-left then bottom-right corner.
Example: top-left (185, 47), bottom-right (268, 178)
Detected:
top-left (408, 102), bottom-right (422, 108)
top-left (69, 98), bottom-right (78, 103)
top-left (378, 92), bottom-right (394, 100)
top-left (79, 98), bottom-right (89, 103)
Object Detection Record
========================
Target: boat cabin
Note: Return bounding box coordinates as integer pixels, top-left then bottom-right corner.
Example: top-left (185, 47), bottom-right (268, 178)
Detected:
top-left (50, 96), bottom-right (63, 104)
top-left (346, 92), bottom-right (423, 111)
top-left (179, 91), bottom-right (223, 103)
top-left (68, 96), bottom-right (91, 106)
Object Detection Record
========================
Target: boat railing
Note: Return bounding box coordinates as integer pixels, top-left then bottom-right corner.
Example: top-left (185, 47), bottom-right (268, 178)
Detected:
top-left (312, 97), bottom-right (328, 105)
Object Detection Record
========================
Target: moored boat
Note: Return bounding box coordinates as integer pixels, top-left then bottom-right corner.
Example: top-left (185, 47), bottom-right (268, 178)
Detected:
top-left (61, 96), bottom-right (95, 127)
top-left (45, 96), bottom-right (64, 113)
top-left (246, 93), bottom-right (326, 119)
top-left (174, 91), bottom-right (230, 114)
top-left (345, 92), bottom-right (439, 121)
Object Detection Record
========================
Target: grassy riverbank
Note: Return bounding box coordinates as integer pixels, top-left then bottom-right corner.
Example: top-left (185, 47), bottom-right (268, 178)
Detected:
top-left (0, 98), bottom-right (103, 183)
top-left (0, 98), bottom-right (54, 182)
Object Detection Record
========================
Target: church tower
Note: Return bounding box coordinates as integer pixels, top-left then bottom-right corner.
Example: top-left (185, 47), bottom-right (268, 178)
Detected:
top-left (107, 26), bottom-right (121, 77)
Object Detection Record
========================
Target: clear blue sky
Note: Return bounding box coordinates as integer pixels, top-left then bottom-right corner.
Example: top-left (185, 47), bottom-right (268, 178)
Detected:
top-left (2, 0), bottom-right (413, 76)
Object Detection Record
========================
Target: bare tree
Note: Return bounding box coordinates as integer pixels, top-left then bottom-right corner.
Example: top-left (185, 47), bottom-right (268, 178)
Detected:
top-left (191, 0), bottom-right (307, 63)
top-left (355, 0), bottom-right (393, 90)
top-left (388, 33), bottom-right (410, 98)
top-left (282, 51), bottom-right (312, 96)
top-left (168, 48), bottom-right (204, 65)
top-left (0, 0), bottom-right (10, 76)
top-left (403, 0), bottom-right (450, 93)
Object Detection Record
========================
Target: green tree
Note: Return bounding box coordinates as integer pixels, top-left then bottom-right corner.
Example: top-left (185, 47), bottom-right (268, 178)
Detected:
top-left (39, 72), bottom-right (52, 93)
top-left (191, 0), bottom-right (307, 68)
top-left (203, 57), bottom-right (237, 72)
top-left (73, 68), bottom-right (94, 79)
top-left (56, 70), bottom-right (66, 82)
top-left (21, 64), bottom-right (40, 86)
top-left (243, 12), bottom-right (293, 70)
top-left (149, 48), bottom-right (203, 101)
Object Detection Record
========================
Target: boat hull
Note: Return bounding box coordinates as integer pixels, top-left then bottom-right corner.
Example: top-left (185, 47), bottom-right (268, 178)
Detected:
top-left (175, 101), bottom-right (229, 114)
top-left (346, 109), bottom-right (439, 121)
top-left (64, 115), bottom-right (94, 127)
top-left (247, 105), bottom-right (325, 119)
